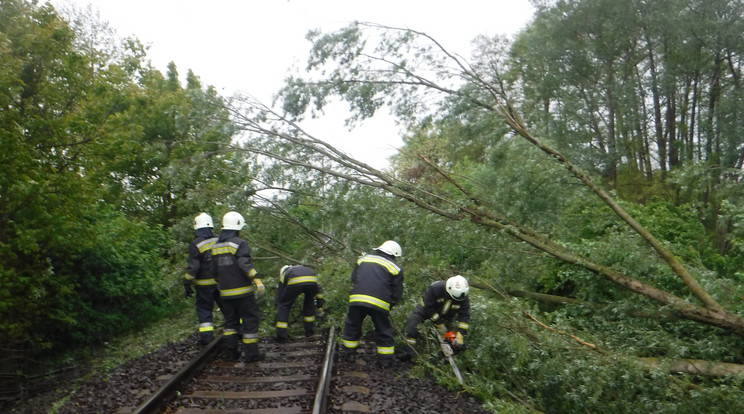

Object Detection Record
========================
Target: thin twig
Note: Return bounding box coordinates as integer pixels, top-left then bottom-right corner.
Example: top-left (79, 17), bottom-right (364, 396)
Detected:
top-left (524, 312), bottom-right (599, 351)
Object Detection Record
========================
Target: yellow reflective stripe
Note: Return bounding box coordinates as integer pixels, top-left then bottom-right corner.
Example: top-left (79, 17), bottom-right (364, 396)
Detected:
top-left (377, 346), bottom-right (395, 355)
top-left (194, 278), bottom-right (217, 286)
top-left (242, 333), bottom-right (259, 344)
top-left (442, 300), bottom-right (452, 315)
top-left (406, 338), bottom-right (417, 346)
top-left (343, 339), bottom-right (359, 349)
top-left (198, 323), bottom-right (214, 333)
top-left (452, 304), bottom-right (461, 309)
top-left (220, 285), bottom-right (255, 297)
top-left (248, 268), bottom-right (257, 277)
top-left (458, 322), bottom-right (470, 330)
top-left (303, 315), bottom-right (315, 322)
top-left (224, 329), bottom-right (238, 336)
top-left (287, 275), bottom-right (318, 285)
top-left (184, 273), bottom-right (195, 281)
top-left (197, 238), bottom-right (217, 253)
top-left (316, 293), bottom-right (325, 298)
top-left (276, 321), bottom-right (288, 328)
top-left (349, 294), bottom-right (390, 311)
top-left (212, 242), bottom-right (239, 255)
top-left (431, 313), bottom-right (441, 322)
top-left (357, 255), bottom-right (400, 275)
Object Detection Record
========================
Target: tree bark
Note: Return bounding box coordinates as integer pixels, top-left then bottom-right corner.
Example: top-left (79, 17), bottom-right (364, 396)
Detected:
top-left (638, 357), bottom-right (744, 377)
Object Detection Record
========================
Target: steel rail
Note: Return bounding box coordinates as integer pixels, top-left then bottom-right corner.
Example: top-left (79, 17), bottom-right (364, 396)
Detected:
top-left (130, 335), bottom-right (223, 414)
top-left (312, 325), bottom-right (335, 414)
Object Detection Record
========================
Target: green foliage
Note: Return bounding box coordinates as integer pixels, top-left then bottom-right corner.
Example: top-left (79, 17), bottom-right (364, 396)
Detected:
top-left (452, 296), bottom-right (744, 413)
top-left (0, 1), bottom-right (238, 384)
top-left (59, 210), bottom-right (171, 345)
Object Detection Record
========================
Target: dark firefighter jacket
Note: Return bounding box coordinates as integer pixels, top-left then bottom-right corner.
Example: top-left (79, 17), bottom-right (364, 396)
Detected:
top-left (211, 230), bottom-right (259, 300)
top-left (420, 281), bottom-right (470, 335)
top-left (185, 228), bottom-right (218, 287)
top-left (348, 252), bottom-right (403, 313)
top-left (276, 265), bottom-right (325, 308)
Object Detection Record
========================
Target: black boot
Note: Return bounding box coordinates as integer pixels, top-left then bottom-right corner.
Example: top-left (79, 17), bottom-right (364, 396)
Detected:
top-left (275, 327), bottom-right (289, 343)
top-left (243, 343), bottom-right (266, 362)
top-left (304, 321), bottom-right (315, 338)
top-left (199, 333), bottom-right (214, 346)
top-left (377, 356), bottom-right (393, 368)
top-left (275, 332), bottom-right (289, 343)
top-left (225, 348), bottom-right (240, 362)
top-left (396, 345), bottom-right (414, 362)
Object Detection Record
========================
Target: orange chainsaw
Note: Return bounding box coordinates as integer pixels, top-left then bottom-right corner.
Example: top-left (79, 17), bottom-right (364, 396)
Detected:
top-left (438, 331), bottom-right (464, 385)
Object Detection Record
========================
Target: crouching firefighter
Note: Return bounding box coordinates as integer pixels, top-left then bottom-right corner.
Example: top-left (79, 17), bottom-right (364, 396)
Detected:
top-left (184, 213), bottom-right (220, 345)
top-left (398, 275), bottom-right (470, 362)
top-left (274, 264), bottom-right (323, 341)
top-left (211, 211), bottom-right (266, 362)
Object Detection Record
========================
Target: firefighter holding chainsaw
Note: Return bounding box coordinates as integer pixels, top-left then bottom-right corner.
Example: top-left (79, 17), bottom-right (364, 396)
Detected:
top-left (398, 275), bottom-right (470, 361)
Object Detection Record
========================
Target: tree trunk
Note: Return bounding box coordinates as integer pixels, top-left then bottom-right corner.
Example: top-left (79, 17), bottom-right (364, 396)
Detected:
top-left (638, 357), bottom-right (744, 377)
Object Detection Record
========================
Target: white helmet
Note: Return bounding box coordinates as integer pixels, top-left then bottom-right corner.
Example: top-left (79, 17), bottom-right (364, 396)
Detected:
top-left (280, 265), bottom-right (291, 282)
top-left (446, 275), bottom-right (469, 301)
top-left (374, 240), bottom-right (402, 258)
top-left (222, 211), bottom-right (245, 230)
top-left (193, 213), bottom-right (214, 230)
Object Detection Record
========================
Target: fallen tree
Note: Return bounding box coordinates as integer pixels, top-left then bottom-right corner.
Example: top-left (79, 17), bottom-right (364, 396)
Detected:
top-left (223, 90), bottom-right (744, 338)
top-left (637, 357), bottom-right (744, 377)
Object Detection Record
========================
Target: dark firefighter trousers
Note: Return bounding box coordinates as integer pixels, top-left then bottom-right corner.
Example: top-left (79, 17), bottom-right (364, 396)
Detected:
top-left (342, 305), bottom-right (395, 362)
top-left (195, 285), bottom-right (221, 344)
top-left (221, 294), bottom-right (261, 358)
top-left (276, 283), bottom-right (318, 337)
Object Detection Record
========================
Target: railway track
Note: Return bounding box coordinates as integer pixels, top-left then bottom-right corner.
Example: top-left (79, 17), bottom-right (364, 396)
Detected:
top-left (127, 326), bottom-right (380, 414)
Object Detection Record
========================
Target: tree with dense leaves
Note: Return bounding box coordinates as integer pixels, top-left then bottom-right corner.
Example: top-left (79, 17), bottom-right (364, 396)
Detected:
top-left (0, 0), bottom-right (239, 388)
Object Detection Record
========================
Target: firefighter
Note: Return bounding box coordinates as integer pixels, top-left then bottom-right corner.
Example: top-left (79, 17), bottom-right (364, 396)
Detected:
top-left (211, 211), bottom-right (266, 362)
top-left (274, 264), bottom-right (323, 341)
top-left (184, 213), bottom-right (220, 345)
top-left (397, 275), bottom-right (470, 362)
top-left (341, 240), bottom-right (404, 368)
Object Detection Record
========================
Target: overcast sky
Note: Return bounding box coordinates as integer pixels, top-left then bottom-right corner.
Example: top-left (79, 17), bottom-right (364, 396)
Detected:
top-left (47, 0), bottom-right (535, 168)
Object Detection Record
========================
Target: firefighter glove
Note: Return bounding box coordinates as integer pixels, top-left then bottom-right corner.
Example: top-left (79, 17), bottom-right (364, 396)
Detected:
top-left (183, 281), bottom-right (194, 298)
top-left (254, 278), bottom-right (265, 296)
top-left (440, 341), bottom-right (454, 357)
top-left (452, 332), bottom-right (464, 348)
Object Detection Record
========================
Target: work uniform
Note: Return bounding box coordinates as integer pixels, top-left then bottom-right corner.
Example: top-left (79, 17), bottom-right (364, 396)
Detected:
top-left (211, 230), bottom-right (263, 361)
top-left (275, 265), bottom-right (322, 339)
top-left (342, 251), bottom-right (404, 366)
top-left (184, 228), bottom-right (220, 344)
top-left (403, 281), bottom-right (470, 352)
top-left (315, 284), bottom-right (326, 315)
